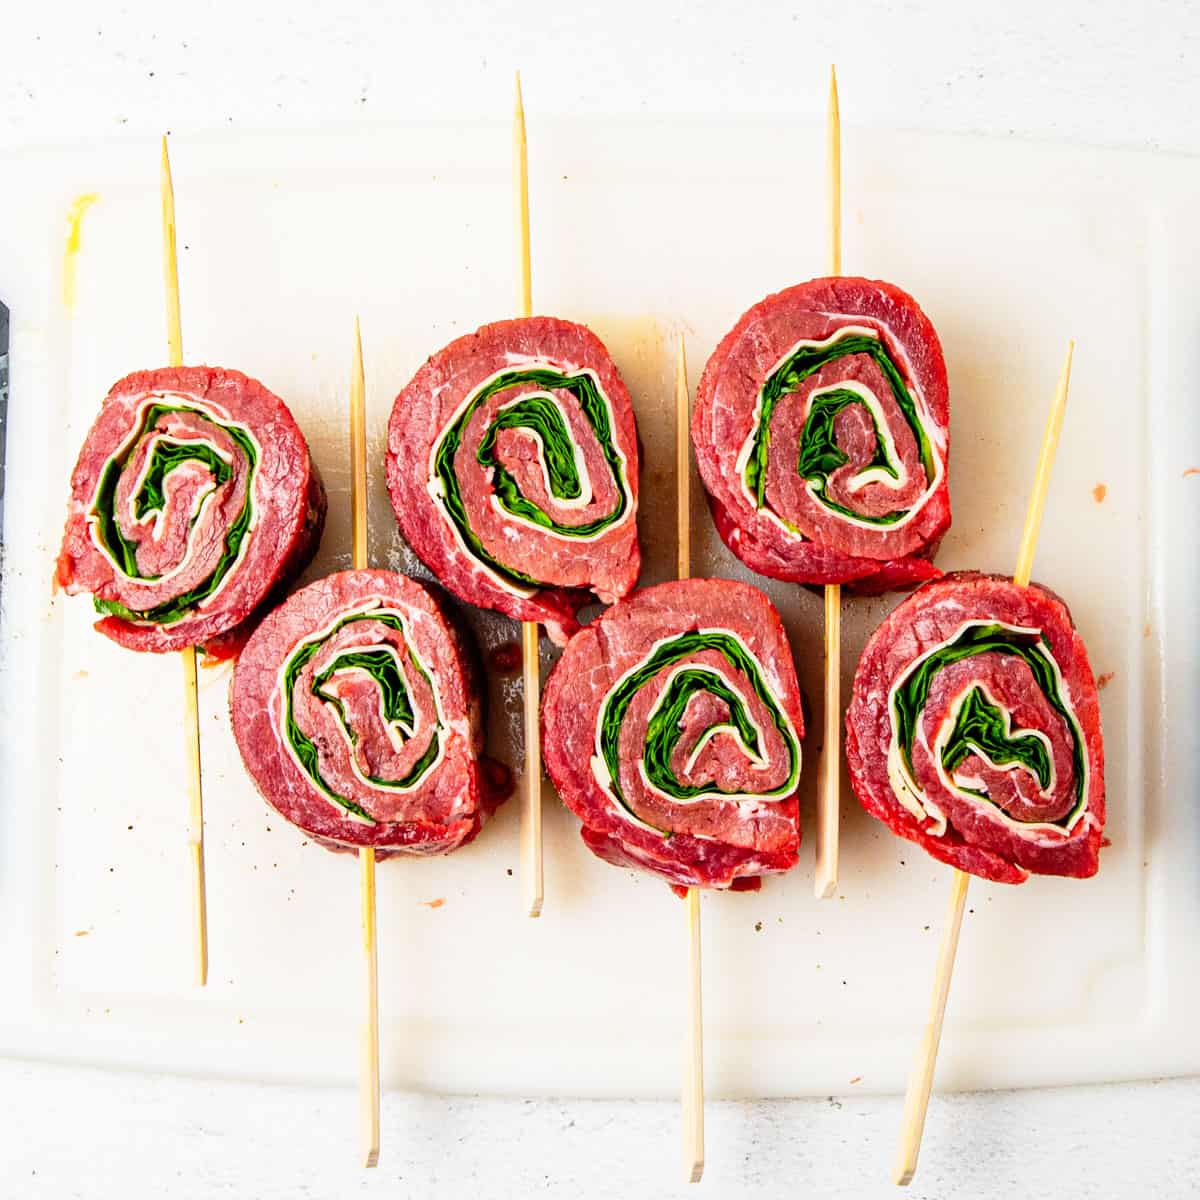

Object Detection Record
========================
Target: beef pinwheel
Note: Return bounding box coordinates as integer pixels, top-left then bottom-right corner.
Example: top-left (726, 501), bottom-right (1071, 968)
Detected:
top-left (56, 366), bottom-right (325, 656)
top-left (845, 572), bottom-right (1105, 884)
top-left (692, 277), bottom-right (950, 592)
top-left (231, 569), bottom-right (510, 854)
top-left (541, 578), bottom-right (804, 891)
top-left (386, 317), bottom-right (641, 644)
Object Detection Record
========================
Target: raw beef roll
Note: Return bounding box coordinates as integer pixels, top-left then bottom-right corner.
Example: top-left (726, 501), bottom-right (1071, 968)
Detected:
top-left (845, 572), bottom-right (1106, 884)
top-left (693, 278), bottom-right (950, 592)
top-left (386, 317), bottom-right (641, 645)
top-left (231, 569), bottom-right (510, 854)
top-left (541, 579), bottom-right (804, 891)
top-left (56, 366), bottom-right (325, 654)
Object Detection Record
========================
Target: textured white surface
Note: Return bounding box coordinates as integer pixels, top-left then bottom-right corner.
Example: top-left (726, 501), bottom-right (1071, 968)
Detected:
top-left (2, 1), bottom-right (1199, 153)
top-left (5, 1058), bottom-right (1199, 1200)
top-left (3, 3), bottom-right (1200, 1196)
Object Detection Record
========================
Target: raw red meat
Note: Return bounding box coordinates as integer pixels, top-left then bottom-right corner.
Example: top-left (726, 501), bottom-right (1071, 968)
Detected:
top-left (845, 572), bottom-right (1106, 883)
top-left (541, 578), bottom-right (804, 890)
top-left (693, 277), bottom-right (950, 592)
top-left (231, 569), bottom-right (511, 854)
top-left (386, 317), bottom-right (641, 645)
top-left (56, 366), bottom-right (325, 655)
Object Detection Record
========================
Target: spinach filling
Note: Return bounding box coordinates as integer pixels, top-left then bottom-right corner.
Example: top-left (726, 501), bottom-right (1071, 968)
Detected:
top-left (281, 611), bottom-right (442, 823)
top-left (746, 332), bottom-right (934, 528)
top-left (598, 631), bottom-right (801, 833)
top-left (889, 622), bottom-right (1086, 828)
top-left (90, 402), bottom-right (258, 625)
top-left (794, 387), bottom-right (904, 526)
top-left (941, 685), bottom-right (1053, 798)
top-left (432, 368), bottom-right (630, 589)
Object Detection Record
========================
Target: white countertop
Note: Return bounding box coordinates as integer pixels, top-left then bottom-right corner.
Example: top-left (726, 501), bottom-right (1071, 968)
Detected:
top-left (3, 2), bottom-right (1196, 1197)
top-left (3, 0), bottom-right (1199, 153)
top-left (5, 1059), bottom-right (1196, 1200)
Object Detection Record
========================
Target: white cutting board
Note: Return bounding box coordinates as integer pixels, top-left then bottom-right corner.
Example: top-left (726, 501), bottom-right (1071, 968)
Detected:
top-left (0, 120), bottom-right (1197, 1098)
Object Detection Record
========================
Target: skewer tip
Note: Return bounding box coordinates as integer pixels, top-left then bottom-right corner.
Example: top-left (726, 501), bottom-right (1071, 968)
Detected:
top-left (829, 64), bottom-right (839, 104)
top-left (514, 70), bottom-right (524, 115)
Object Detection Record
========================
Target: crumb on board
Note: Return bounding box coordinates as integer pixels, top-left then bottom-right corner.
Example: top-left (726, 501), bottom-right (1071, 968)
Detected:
top-left (1097, 671), bottom-right (1116, 690)
top-left (849, 1076), bottom-right (862, 1085)
top-left (73, 929), bottom-right (90, 937)
top-left (73, 669), bottom-right (88, 680)
top-left (1092, 483), bottom-right (1107, 503)
top-left (421, 898), bottom-right (446, 909)
top-left (1143, 623), bottom-right (1152, 638)
top-left (754, 920), bottom-right (763, 932)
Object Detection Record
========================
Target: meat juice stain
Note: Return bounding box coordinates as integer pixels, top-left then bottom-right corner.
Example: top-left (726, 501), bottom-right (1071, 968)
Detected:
top-left (488, 641), bottom-right (523, 676)
top-left (1092, 483), bottom-right (1107, 503)
top-left (1097, 671), bottom-right (1115, 690)
top-left (62, 193), bottom-right (100, 313)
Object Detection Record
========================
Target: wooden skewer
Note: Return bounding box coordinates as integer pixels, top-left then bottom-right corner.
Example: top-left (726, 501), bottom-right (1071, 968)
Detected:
top-left (513, 71), bottom-right (544, 918)
top-left (676, 335), bottom-right (705, 1184)
top-left (1012, 343), bottom-right (1075, 591)
top-left (349, 317), bottom-right (381, 1168)
top-left (514, 72), bottom-right (533, 325)
top-left (826, 65), bottom-right (842, 275)
top-left (161, 135), bottom-right (209, 987)
top-left (676, 337), bottom-right (692, 584)
top-left (161, 137), bottom-right (183, 367)
top-left (814, 65), bottom-right (842, 900)
top-left (892, 341), bottom-right (1075, 1187)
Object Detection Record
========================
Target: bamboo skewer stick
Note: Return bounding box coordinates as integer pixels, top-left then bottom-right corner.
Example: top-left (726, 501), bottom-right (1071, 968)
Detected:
top-left (514, 72), bottom-right (533, 325)
top-left (349, 317), bottom-right (381, 1169)
top-left (683, 885), bottom-right (704, 1184)
top-left (826, 65), bottom-right (842, 275)
top-left (814, 65), bottom-right (842, 900)
top-left (892, 341), bottom-right (1075, 1187)
top-left (513, 71), bottom-right (544, 919)
top-left (1012, 343), bottom-right (1074, 591)
top-left (676, 336), bottom-right (705, 1184)
top-left (676, 337), bottom-right (692, 584)
top-left (161, 135), bottom-right (209, 987)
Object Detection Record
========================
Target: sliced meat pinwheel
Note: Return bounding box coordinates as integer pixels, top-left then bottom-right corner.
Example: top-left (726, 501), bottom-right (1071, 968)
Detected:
top-left (541, 578), bottom-right (804, 891)
top-left (386, 317), bottom-right (641, 645)
top-left (56, 366), bottom-right (325, 655)
top-left (231, 569), bottom-right (510, 854)
top-left (845, 572), bottom-right (1106, 884)
top-left (692, 277), bottom-right (950, 592)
